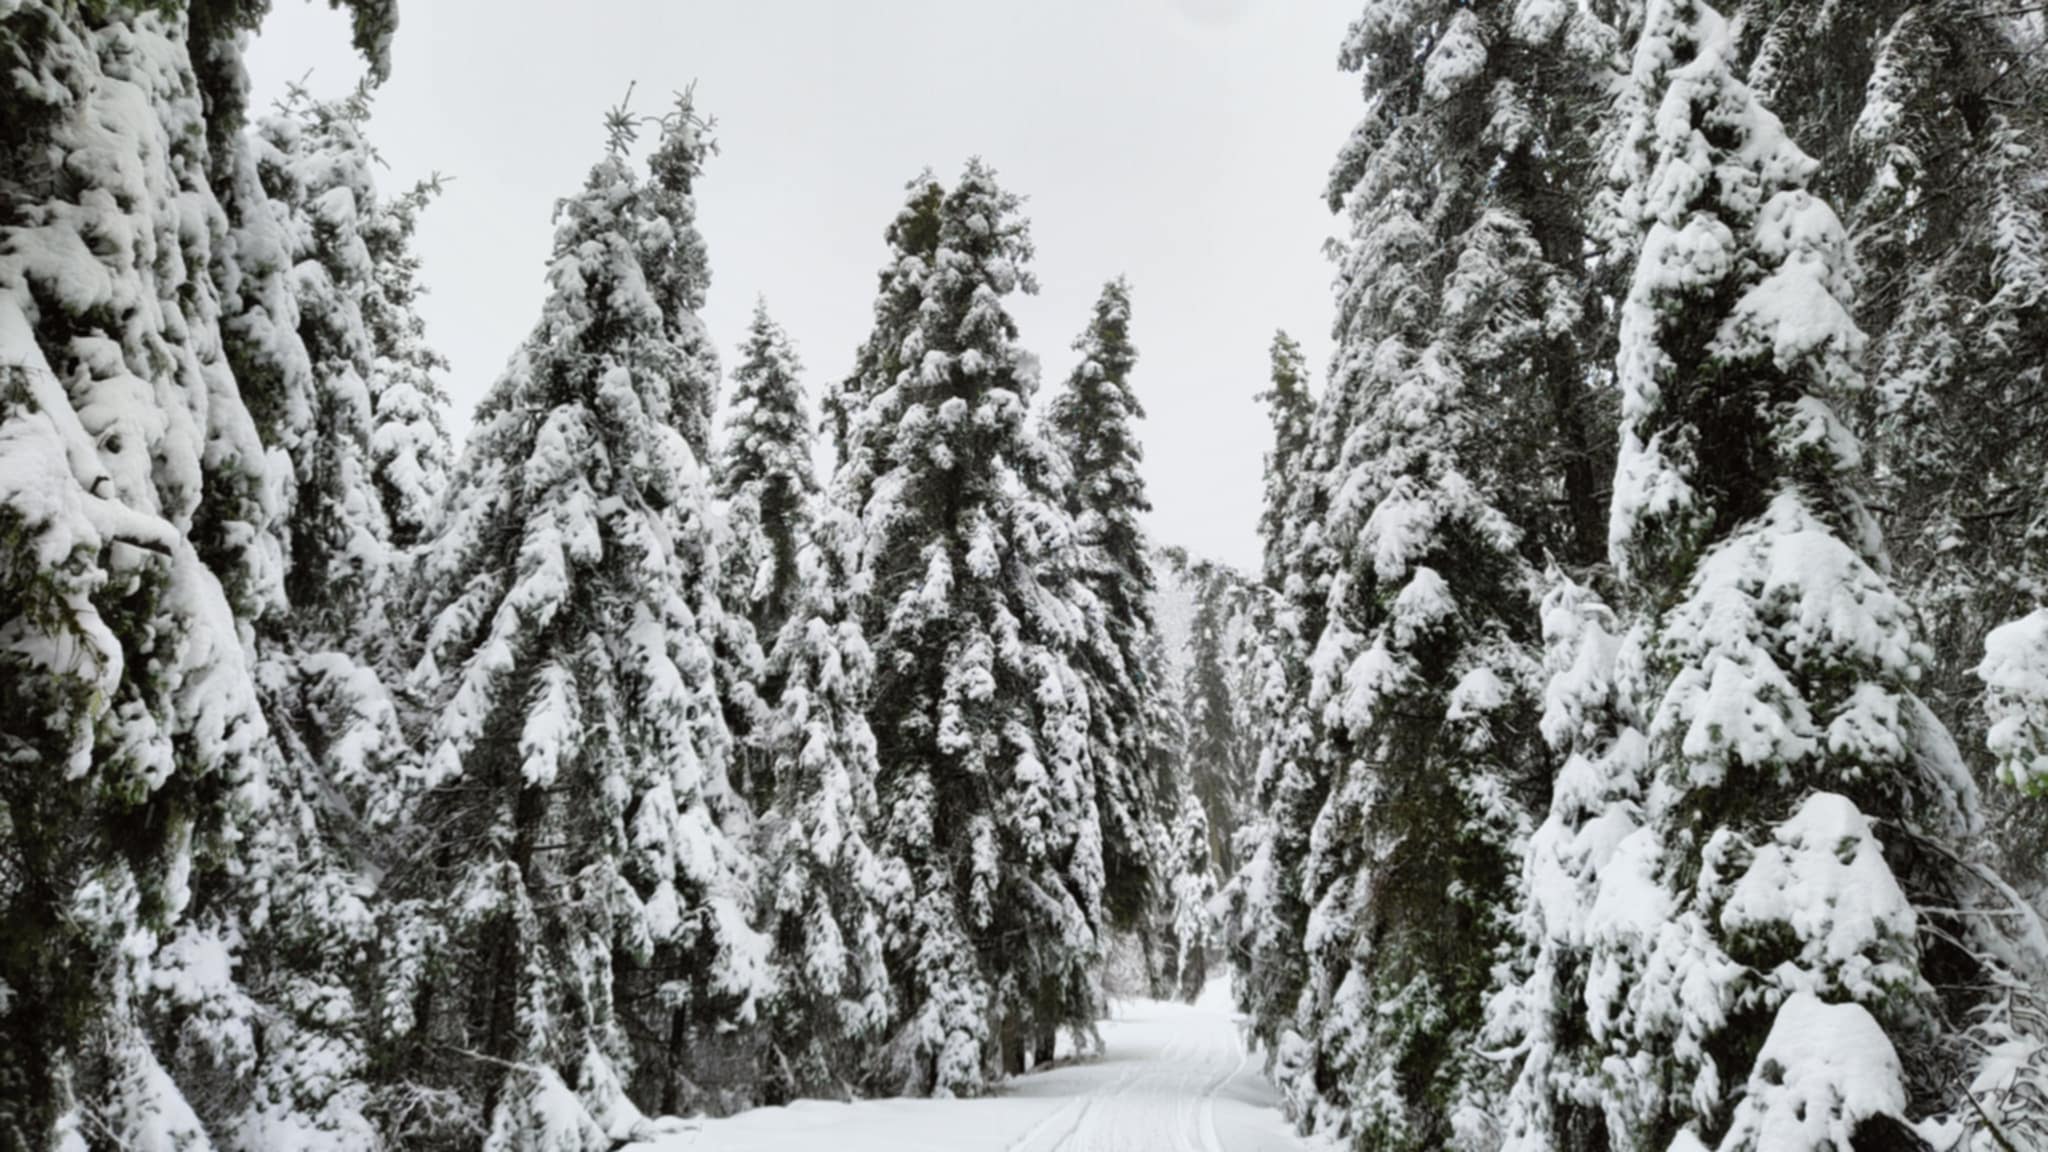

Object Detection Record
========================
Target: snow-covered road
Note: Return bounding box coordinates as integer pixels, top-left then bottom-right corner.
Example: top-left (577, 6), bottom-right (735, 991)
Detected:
top-left (631, 981), bottom-right (1313, 1152)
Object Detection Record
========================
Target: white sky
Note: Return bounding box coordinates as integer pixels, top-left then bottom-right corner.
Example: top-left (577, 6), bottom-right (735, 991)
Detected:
top-left (247, 0), bottom-right (1359, 571)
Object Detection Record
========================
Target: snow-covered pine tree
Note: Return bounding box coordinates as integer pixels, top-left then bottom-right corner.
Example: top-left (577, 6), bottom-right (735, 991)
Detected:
top-left (1266, 1), bottom-right (1633, 1144)
top-left (1181, 558), bottom-right (1249, 876)
top-left (837, 161), bottom-right (1103, 1095)
top-left (1581, 1), bottom-right (2000, 1146)
top-left (1724, 0), bottom-right (2048, 924)
top-left (1165, 795), bottom-right (1218, 1006)
top-left (718, 300), bottom-right (816, 649)
top-left (361, 166), bottom-right (454, 556)
top-left (1983, 612), bottom-right (2048, 800)
top-left (1254, 330), bottom-right (1312, 593)
top-left (1230, 352), bottom-right (1335, 1060)
top-left (1137, 624), bottom-right (1191, 1001)
top-left (392, 96), bottom-right (768, 1142)
top-left (0, 2), bottom-right (392, 1147)
top-left (217, 82), bottom-right (457, 1150)
top-left (1047, 278), bottom-right (1167, 984)
top-left (1488, 574), bottom-right (1649, 1152)
top-left (755, 494), bottom-right (902, 1103)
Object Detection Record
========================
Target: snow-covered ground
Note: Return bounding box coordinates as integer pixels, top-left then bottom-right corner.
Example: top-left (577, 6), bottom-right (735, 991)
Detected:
top-left (631, 980), bottom-right (1312, 1152)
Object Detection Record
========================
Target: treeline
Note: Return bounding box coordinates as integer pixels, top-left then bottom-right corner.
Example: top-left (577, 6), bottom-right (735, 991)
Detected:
top-left (0, 4), bottom-right (1238, 1149)
top-left (1221, 2), bottom-right (2048, 1151)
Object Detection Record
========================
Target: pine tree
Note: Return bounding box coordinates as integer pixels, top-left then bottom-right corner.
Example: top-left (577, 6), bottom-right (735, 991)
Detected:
top-left (1567, 2), bottom-right (1993, 1146)
top-left (225, 83), bottom-right (454, 1151)
top-left (1181, 559), bottom-right (1249, 875)
top-left (1047, 278), bottom-right (1166, 975)
top-left (0, 3), bottom-right (388, 1147)
top-left (1165, 795), bottom-right (1218, 1006)
top-left (837, 162), bottom-right (1103, 1095)
top-left (719, 300), bottom-right (817, 647)
top-left (1258, 1), bottom-right (1632, 1143)
top-left (390, 97), bottom-right (767, 1142)
top-left (1983, 611), bottom-right (2048, 799)
top-left (362, 168), bottom-right (454, 555)
top-left (1488, 575), bottom-right (1648, 1152)
top-left (1726, 0), bottom-right (2048, 930)
top-left (755, 495), bottom-right (903, 1103)
top-left (1255, 331), bottom-right (1313, 593)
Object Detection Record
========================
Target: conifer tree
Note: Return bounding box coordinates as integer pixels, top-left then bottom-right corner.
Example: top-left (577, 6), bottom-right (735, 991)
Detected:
top-left (837, 162), bottom-right (1103, 1095)
top-left (1255, 331), bottom-right (1313, 592)
top-left (0, 3), bottom-right (388, 1147)
top-left (362, 170), bottom-right (454, 555)
top-left (1181, 560), bottom-right (1249, 875)
top-left (755, 497), bottom-right (902, 1103)
top-left (719, 300), bottom-right (817, 647)
top-left (390, 97), bottom-right (767, 1142)
top-left (1048, 278), bottom-right (1167, 967)
top-left (1728, 0), bottom-right (2048, 918)
top-left (1258, 1), bottom-right (1630, 1143)
top-left (1552, 2), bottom-right (1994, 1146)
top-left (227, 84), bottom-right (454, 1151)
top-left (1165, 795), bottom-right (1218, 1006)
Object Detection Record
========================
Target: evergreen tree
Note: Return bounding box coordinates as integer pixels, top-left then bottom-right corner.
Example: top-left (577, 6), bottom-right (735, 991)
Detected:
top-left (1048, 278), bottom-right (1166, 971)
top-left (1254, 331), bottom-right (1313, 592)
top-left (361, 168), bottom-right (454, 555)
top-left (718, 300), bottom-right (816, 647)
top-left (1165, 795), bottom-right (1218, 1006)
top-left (1181, 559), bottom-right (1249, 875)
top-left (1983, 611), bottom-right (2048, 799)
top-left (228, 83), bottom-right (453, 1151)
top-left (390, 98), bottom-right (767, 1143)
top-left (1258, 1), bottom-right (1628, 1143)
top-left (837, 162), bottom-right (1103, 1095)
top-left (0, 3), bottom-right (387, 1147)
top-left (755, 497), bottom-right (902, 1103)
top-left (1729, 0), bottom-right (2048, 923)
top-left (1554, 2), bottom-right (1995, 1146)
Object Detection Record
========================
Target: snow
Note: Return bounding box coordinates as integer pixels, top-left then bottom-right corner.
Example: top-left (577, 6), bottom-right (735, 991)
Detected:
top-left (629, 981), bottom-right (1308, 1152)
top-left (1981, 609), bottom-right (2048, 794)
top-left (1722, 793), bottom-right (1917, 1000)
top-left (1710, 993), bottom-right (1908, 1152)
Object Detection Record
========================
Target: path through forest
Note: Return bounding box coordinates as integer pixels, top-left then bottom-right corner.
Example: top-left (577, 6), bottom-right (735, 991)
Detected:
top-left (634, 979), bottom-right (1313, 1152)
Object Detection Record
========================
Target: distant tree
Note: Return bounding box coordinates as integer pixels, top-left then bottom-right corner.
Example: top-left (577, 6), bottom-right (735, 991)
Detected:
top-left (1180, 560), bottom-right (1250, 875)
top-left (1254, 331), bottom-right (1313, 593)
top-left (1165, 796), bottom-right (1218, 1005)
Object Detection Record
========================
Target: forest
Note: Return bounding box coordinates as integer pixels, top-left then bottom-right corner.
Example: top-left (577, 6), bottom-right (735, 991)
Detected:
top-left (0, 1), bottom-right (2044, 1151)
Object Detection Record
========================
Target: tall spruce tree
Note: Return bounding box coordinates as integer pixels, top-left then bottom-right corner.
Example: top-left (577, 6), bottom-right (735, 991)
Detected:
top-left (1551, 2), bottom-right (1996, 1147)
top-left (0, 2), bottom-right (394, 1147)
top-left (1727, 0), bottom-right (2048, 921)
top-left (225, 84), bottom-right (455, 1150)
top-left (390, 97), bottom-right (768, 1144)
top-left (1047, 278), bottom-right (1167, 974)
top-left (1255, 331), bottom-right (1313, 592)
top-left (837, 162), bottom-right (1103, 1095)
top-left (719, 300), bottom-right (816, 647)
top-left (1259, 1), bottom-right (1626, 1144)
top-left (1181, 559), bottom-right (1249, 876)
top-left (755, 497), bottom-right (902, 1104)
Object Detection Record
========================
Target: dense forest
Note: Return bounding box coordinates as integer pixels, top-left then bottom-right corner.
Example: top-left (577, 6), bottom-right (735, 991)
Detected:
top-left (0, 2), bottom-right (2043, 1151)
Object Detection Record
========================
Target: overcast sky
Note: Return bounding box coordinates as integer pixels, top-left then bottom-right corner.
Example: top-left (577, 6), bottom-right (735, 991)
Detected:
top-left (247, 0), bottom-right (1360, 571)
